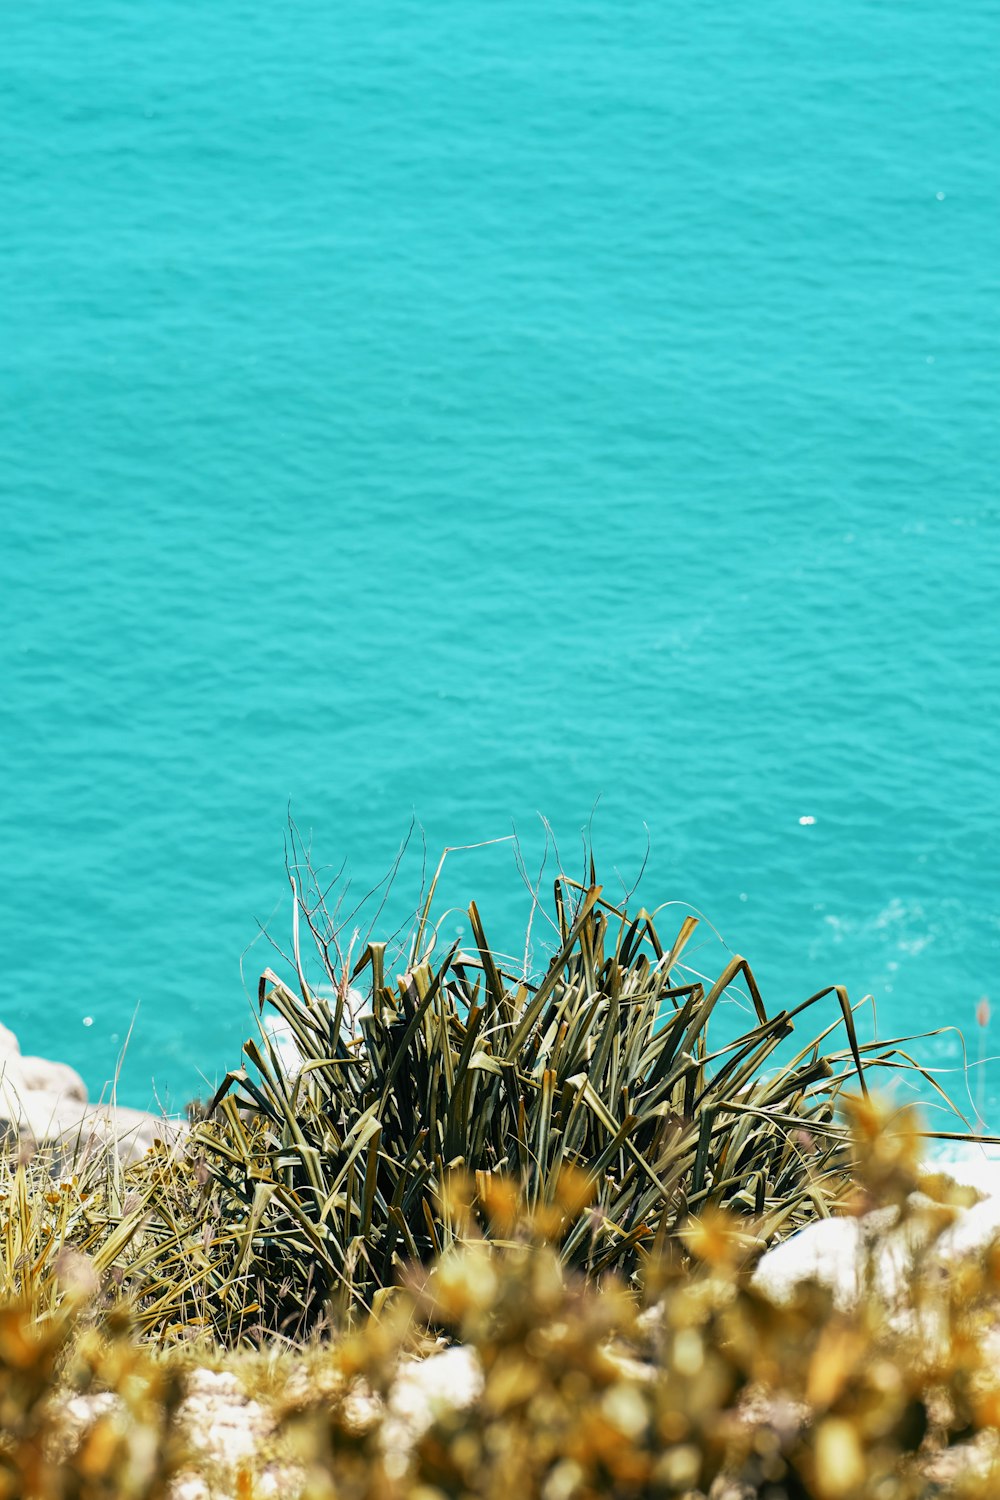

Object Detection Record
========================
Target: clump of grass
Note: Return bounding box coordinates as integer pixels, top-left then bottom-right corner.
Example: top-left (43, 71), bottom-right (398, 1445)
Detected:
top-left (114, 863), bottom-right (964, 1343)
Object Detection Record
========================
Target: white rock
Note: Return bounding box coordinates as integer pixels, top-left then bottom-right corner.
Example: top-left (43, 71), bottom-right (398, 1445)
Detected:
top-left (169, 1479), bottom-right (209, 1500)
top-left (936, 1193), bottom-right (1000, 1262)
top-left (381, 1345), bottom-right (483, 1467)
top-left (60, 1391), bottom-right (121, 1447)
top-left (0, 1051), bottom-right (28, 1095)
top-left (0, 1021), bottom-right (185, 1166)
top-left (16, 1056), bottom-right (88, 1103)
top-left (751, 1213), bottom-right (896, 1311)
top-left (177, 1368), bottom-right (271, 1466)
top-left (186, 1370), bottom-right (244, 1396)
top-left (256, 1466), bottom-right (305, 1499)
top-left (0, 1022), bottom-right (187, 1166)
top-left (54, 1372), bottom-right (280, 1500)
top-left (1, 1086), bottom-right (185, 1167)
top-left (341, 1379), bottom-right (382, 1434)
top-left (69, 1102), bottom-right (187, 1165)
top-left (753, 1161), bottom-right (1000, 1313)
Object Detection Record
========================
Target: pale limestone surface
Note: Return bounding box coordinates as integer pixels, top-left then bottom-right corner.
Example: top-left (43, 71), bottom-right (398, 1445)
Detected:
top-left (0, 1019), bottom-right (185, 1165)
top-left (751, 1157), bottom-right (1000, 1311)
top-left (16, 1055), bottom-right (88, 1101)
top-left (380, 1344), bottom-right (483, 1473)
top-left (178, 1369), bottom-right (271, 1465)
top-left (53, 1372), bottom-right (278, 1500)
top-left (57, 1347), bottom-right (484, 1500)
top-left (751, 1206), bottom-right (906, 1310)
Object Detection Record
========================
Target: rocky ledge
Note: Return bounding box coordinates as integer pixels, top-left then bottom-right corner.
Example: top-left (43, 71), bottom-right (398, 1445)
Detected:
top-left (751, 1152), bottom-right (1000, 1312)
top-left (0, 1020), bottom-right (186, 1165)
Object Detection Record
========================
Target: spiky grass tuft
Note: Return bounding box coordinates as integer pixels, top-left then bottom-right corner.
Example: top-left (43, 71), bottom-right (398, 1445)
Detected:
top-left (111, 868), bottom-right (968, 1343)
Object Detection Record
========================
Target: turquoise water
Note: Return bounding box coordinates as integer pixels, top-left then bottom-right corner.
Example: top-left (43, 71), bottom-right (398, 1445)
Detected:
top-left (2, 2), bottom-right (998, 1121)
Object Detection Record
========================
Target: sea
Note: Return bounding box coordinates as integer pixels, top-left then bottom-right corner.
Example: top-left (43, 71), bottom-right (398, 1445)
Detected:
top-left (2, 1), bottom-right (998, 1138)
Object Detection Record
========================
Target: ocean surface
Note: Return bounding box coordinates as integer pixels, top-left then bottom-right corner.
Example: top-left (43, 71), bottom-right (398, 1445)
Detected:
top-left (2, 2), bottom-right (998, 1131)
